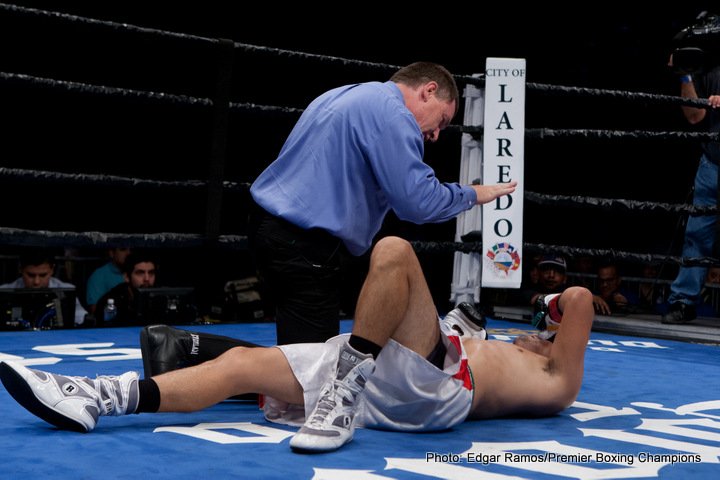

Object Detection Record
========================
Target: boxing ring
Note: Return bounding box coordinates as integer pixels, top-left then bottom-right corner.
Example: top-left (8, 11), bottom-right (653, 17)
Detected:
top-left (0, 4), bottom-right (719, 479)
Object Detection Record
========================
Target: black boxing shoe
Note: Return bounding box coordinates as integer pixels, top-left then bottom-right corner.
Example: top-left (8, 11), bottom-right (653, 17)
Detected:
top-left (661, 302), bottom-right (697, 324)
top-left (458, 302), bottom-right (487, 330)
top-left (140, 325), bottom-right (198, 378)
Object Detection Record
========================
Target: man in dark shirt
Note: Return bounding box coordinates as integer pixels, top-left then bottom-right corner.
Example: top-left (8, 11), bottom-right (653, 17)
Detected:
top-left (95, 252), bottom-right (156, 326)
top-left (662, 61), bottom-right (720, 323)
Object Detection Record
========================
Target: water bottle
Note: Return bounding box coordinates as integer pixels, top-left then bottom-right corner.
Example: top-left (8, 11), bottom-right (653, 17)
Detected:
top-left (103, 298), bottom-right (117, 323)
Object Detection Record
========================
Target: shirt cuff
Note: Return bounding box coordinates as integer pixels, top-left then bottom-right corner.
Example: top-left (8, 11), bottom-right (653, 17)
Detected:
top-left (462, 184), bottom-right (477, 207)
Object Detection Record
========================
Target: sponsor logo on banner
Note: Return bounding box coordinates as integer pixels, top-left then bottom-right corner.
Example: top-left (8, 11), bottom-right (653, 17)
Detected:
top-left (485, 242), bottom-right (521, 276)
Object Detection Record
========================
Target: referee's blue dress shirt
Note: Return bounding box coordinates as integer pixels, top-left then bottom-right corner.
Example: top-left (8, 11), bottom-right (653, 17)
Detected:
top-left (251, 81), bottom-right (476, 256)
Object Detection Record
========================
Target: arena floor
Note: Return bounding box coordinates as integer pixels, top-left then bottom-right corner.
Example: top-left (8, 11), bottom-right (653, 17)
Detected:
top-left (0, 319), bottom-right (718, 479)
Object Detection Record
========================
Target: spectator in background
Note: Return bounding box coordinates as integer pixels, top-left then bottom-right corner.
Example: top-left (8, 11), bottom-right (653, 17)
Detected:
top-left (591, 260), bottom-right (639, 315)
top-left (94, 251), bottom-right (156, 326)
top-left (86, 247), bottom-right (131, 314)
top-left (0, 248), bottom-right (87, 326)
top-left (638, 262), bottom-right (666, 314)
top-left (519, 254), bottom-right (568, 306)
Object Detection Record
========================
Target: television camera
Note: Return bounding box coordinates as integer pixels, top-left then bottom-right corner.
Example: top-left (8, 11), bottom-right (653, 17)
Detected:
top-left (672, 11), bottom-right (720, 75)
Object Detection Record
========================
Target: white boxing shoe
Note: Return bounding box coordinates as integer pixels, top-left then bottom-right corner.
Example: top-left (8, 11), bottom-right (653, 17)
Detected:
top-left (290, 344), bottom-right (375, 452)
top-left (0, 361), bottom-right (138, 432)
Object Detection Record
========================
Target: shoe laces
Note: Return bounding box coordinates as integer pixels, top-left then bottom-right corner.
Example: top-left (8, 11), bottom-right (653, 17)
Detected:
top-left (93, 376), bottom-right (122, 416)
top-left (307, 379), bottom-right (354, 426)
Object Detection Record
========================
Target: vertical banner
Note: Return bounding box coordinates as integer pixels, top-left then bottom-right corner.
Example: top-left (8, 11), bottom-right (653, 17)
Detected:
top-left (481, 58), bottom-right (525, 288)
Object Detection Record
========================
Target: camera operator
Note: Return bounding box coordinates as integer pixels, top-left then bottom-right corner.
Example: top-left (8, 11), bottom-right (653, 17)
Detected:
top-left (663, 14), bottom-right (720, 324)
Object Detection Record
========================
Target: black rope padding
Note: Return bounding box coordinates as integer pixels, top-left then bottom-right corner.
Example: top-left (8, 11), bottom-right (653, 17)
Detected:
top-left (445, 125), bottom-right (719, 141)
top-left (525, 242), bottom-right (720, 268)
top-left (410, 240), bottom-right (719, 268)
top-left (7, 71), bottom-right (702, 141)
top-left (445, 124), bottom-right (481, 134)
top-left (527, 82), bottom-right (714, 110)
top-left (0, 226), bottom-right (247, 250)
top-left (230, 102), bottom-right (303, 115)
top-left (0, 167), bottom-right (250, 193)
top-left (525, 191), bottom-right (719, 216)
top-left (2, 167), bottom-right (715, 216)
top-left (0, 4), bottom-right (395, 72)
top-left (7, 70), bottom-right (712, 131)
top-left (0, 75), bottom-right (712, 133)
top-left (525, 128), bottom-right (720, 142)
top-left (0, 72), bottom-right (211, 106)
top-left (0, 71), bottom-right (304, 115)
top-left (0, 225), bottom-right (712, 267)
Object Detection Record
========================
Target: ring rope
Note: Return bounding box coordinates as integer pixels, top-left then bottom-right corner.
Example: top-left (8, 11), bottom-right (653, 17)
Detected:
top-left (0, 72), bottom-right (304, 115)
top-left (4, 72), bottom-right (715, 142)
top-left (0, 226), bottom-right (247, 250)
top-left (0, 2), bottom-right (488, 87)
top-left (524, 243), bottom-right (719, 268)
top-left (527, 82), bottom-right (714, 110)
top-left (525, 128), bottom-right (719, 142)
top-left (445, 125), bottom-right (482, 134)
top-left (454, 125), bottom-right (720, 141)
top-left (0, 225), bottom-right (713, 268)
top-left (6, 72), bottom-right (715, 144)
top-left (0, 4), bottom-right (406, 76)
top-left (1, 166), bottom-right (713, 216)
top-left (525, 191), bottom-right (718, 216)
top-left (430, 124), bottom-right (720, 142)
top-left (411, 240), bottom-right (719, 268)
top-left (0, 167), bottom-right (250, 193)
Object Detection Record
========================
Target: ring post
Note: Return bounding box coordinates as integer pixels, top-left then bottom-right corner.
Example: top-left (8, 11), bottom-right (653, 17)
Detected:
top-left (450, 75), bottom-right (485, 306)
